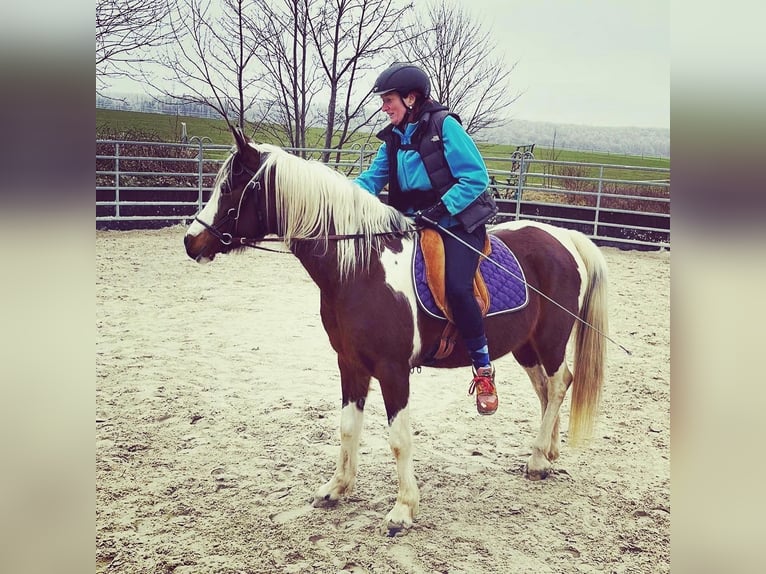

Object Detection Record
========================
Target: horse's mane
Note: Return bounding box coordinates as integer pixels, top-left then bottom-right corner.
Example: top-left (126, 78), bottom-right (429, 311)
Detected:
top-left (253, 143), bottom-right (414, 278)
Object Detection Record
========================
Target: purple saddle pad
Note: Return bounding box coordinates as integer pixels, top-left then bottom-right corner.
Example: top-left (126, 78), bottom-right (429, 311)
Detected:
top-left (413, 233), bottom-right (529, 319)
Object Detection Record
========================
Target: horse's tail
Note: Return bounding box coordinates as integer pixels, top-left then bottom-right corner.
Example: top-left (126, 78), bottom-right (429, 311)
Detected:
top-left (567, 230), bottom-right (608, 446)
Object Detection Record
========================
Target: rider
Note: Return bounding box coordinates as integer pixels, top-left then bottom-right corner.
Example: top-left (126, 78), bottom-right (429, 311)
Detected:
top-left (354, 62), bottom-right (499, 415)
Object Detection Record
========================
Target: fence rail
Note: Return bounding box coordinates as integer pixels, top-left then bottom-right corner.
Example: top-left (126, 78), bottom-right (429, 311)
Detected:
top-left (96, 139), bottom-right (670, 250)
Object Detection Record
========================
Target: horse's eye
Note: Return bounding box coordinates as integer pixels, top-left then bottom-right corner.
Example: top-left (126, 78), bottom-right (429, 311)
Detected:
top-left (220, 183), bottom-right (231, 196)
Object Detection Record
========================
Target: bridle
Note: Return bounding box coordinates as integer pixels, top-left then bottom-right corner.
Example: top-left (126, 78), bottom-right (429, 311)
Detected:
top-left (194, 157), bottom-right (275, 249)
top-left (194, 180), bottom-right (264, 246)
top-left (195, 152), bottom-right (416, 252)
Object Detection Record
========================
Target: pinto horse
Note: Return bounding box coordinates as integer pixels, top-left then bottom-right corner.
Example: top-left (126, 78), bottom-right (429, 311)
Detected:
top-left (184, 128), bottom-right (608, 535)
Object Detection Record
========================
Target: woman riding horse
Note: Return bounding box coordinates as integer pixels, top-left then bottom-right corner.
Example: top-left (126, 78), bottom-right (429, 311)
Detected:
top-left (355, 62), bottom-right (500, 416)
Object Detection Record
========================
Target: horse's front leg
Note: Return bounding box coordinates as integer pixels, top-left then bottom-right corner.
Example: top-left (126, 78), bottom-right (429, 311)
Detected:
top-left (378, 366), bottom-right (419, 536)
top-left (313, 358), bottom-right (370, 506)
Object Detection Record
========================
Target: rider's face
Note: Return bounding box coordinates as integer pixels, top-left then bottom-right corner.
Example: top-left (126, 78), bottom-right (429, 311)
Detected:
top-left (380, 92), bottom-right (414, 126)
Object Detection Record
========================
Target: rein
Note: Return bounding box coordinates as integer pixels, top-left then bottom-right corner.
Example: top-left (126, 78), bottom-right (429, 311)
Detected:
top-left (220, 229), bottom-right (417, 254)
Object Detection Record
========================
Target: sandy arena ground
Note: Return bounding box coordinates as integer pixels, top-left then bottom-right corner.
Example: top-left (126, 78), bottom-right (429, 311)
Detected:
top-left (96, 225), bottom-right (669, 573)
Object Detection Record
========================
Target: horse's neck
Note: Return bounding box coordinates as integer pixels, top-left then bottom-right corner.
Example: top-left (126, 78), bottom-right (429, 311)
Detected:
top-left (291, 241), bottom-right (343, 292)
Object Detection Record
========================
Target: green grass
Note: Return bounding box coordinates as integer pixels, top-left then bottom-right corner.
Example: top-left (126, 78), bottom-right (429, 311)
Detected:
top-left (97, 109), bottom-right (234, 144)
top-left (96, 108), bottom-right (670, 173)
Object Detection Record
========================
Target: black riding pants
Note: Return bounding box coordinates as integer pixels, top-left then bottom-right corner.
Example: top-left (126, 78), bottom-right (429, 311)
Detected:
top-left (441, 224), bottom-right (487, 342)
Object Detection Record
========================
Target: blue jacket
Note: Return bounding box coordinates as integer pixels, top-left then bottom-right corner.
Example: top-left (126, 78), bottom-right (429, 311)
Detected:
top-left (355, 112), bottom-right (490, 229)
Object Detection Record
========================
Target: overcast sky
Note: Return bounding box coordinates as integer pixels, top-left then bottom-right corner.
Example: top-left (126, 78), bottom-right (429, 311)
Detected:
top-left (463, 0), bottom-right (669, 128)
top-left (102, 0), bottom-right (669, 130)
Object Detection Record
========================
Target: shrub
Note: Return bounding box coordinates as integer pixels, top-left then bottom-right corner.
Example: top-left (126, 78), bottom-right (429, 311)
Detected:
top-left (96, 127), bottom-right (218, 190)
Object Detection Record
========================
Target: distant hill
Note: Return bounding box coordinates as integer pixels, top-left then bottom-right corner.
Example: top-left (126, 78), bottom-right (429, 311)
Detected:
top-left (479, 119), bottom-right (669, 158)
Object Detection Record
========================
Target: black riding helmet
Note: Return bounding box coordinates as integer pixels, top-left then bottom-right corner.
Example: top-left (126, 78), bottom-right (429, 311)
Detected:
top-left (372, 63), bottom-right (431, 98)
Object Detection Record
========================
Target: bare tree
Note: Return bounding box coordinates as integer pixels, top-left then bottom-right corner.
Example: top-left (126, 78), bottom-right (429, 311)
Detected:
top-left (148, 0), bottom-right (266, 131)
top-left (402, 0), bottom-right (520, 135)
top-left (308, 0), bottom-right (415, 160)
top-left (255, 0), bottom-right (324, 150)
top-left (255, 0), bottom-right (414, 158)
top-left (96, 0), bottom-right (175, 95)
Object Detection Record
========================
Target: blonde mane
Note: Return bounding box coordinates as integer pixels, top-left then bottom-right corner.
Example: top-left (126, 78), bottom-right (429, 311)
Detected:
top-left (254, 144), bottom-right (413, 278)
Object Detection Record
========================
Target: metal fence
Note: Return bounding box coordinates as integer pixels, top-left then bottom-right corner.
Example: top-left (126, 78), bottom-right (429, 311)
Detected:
top-left (97, 139), bottom-right (669, 250)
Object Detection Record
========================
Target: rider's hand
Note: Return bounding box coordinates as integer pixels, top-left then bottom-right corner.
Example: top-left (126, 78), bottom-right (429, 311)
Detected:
top-left (414, 201), bottom-right (449, 228)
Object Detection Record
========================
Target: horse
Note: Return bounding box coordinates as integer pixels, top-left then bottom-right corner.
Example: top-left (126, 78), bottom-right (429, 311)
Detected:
top-left (184, 127), bottom-right (609, 535)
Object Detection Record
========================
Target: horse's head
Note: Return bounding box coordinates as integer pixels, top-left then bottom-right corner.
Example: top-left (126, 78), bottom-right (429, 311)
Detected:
top-left (184, 127), bottom-right (271, 263)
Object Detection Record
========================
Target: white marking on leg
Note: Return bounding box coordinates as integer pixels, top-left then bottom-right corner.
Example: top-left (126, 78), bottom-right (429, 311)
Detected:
top-left (379, 241), bottom-right (422, 364)
top-left (384, 406), bottom-right (419, 532)
top-left (314, 403), bottom-right (363, 504)
top-left (524, 364), bottom-right (548, 412)
top-left (527, 362), bottom-right (569, 478)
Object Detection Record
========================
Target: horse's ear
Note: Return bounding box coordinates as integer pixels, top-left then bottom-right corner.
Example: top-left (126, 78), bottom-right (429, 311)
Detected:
top-left (230, 125), bottom-right (250, 153)
top-left (230, 124), bottom-right (261, 168)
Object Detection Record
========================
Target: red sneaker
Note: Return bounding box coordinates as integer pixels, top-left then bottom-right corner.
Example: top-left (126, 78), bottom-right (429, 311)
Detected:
top-left (468, 365), bottom-right (498, 415)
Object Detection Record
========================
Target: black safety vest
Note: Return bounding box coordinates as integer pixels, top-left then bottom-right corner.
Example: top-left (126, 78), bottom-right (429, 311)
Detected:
top-left (376, 102), bottom-right (498, 232)
top-left (376, 102), bottom-right (457, 213)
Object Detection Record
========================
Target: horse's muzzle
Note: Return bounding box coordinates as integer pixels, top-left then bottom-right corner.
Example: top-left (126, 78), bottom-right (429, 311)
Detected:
top-left (184, 233), bottom-right (214, 263)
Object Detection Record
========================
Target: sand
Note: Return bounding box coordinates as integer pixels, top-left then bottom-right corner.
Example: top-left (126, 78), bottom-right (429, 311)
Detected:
top-left (96, 225), bottom-right (670, 573)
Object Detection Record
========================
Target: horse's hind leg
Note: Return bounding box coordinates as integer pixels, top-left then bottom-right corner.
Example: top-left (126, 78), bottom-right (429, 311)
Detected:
top-left (515, 343), bottom-right (573, 479)
top-left (314, 358), bottom-right (370, 506)
top-left (522, 362), bottom-right (572, 480)
top-left (525, 363), bottom-right (572, 472)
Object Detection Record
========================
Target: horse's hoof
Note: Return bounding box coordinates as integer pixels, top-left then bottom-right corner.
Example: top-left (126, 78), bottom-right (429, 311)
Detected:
top-left (382, 504), bottom-right (414, 536)
top-left (381, 521), bottom-right (410, 537)
top-left (312, 494), bottom-right (339, 508)
top-left (524, 463), bottom-right (550, 481)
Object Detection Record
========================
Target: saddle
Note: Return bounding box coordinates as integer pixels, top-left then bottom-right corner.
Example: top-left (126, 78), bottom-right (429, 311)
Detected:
top-left (417, 229), bottom-right (490, 361)
top-left (414, 228), bottom-right (529, 361)
top-left (419, 228), bottom-right (492, 322)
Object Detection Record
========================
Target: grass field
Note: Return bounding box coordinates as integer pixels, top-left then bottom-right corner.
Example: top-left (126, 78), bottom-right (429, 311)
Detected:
top-left (96, 108), bottom-right (670, 173)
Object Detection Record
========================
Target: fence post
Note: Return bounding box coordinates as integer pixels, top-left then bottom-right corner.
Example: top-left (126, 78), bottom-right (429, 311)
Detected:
top-left (114, 142), bottom-right (120, 219)
top-left (594, 165), bottom-right (604, 238)
top-left (514, 163), bottom-right (522, 222)
top-left (197, 138), bottom-right (204, 210)
top-left (190, 136), bottom-right (211, 211)
top-left (513, 155), bottom-right (526, 221)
